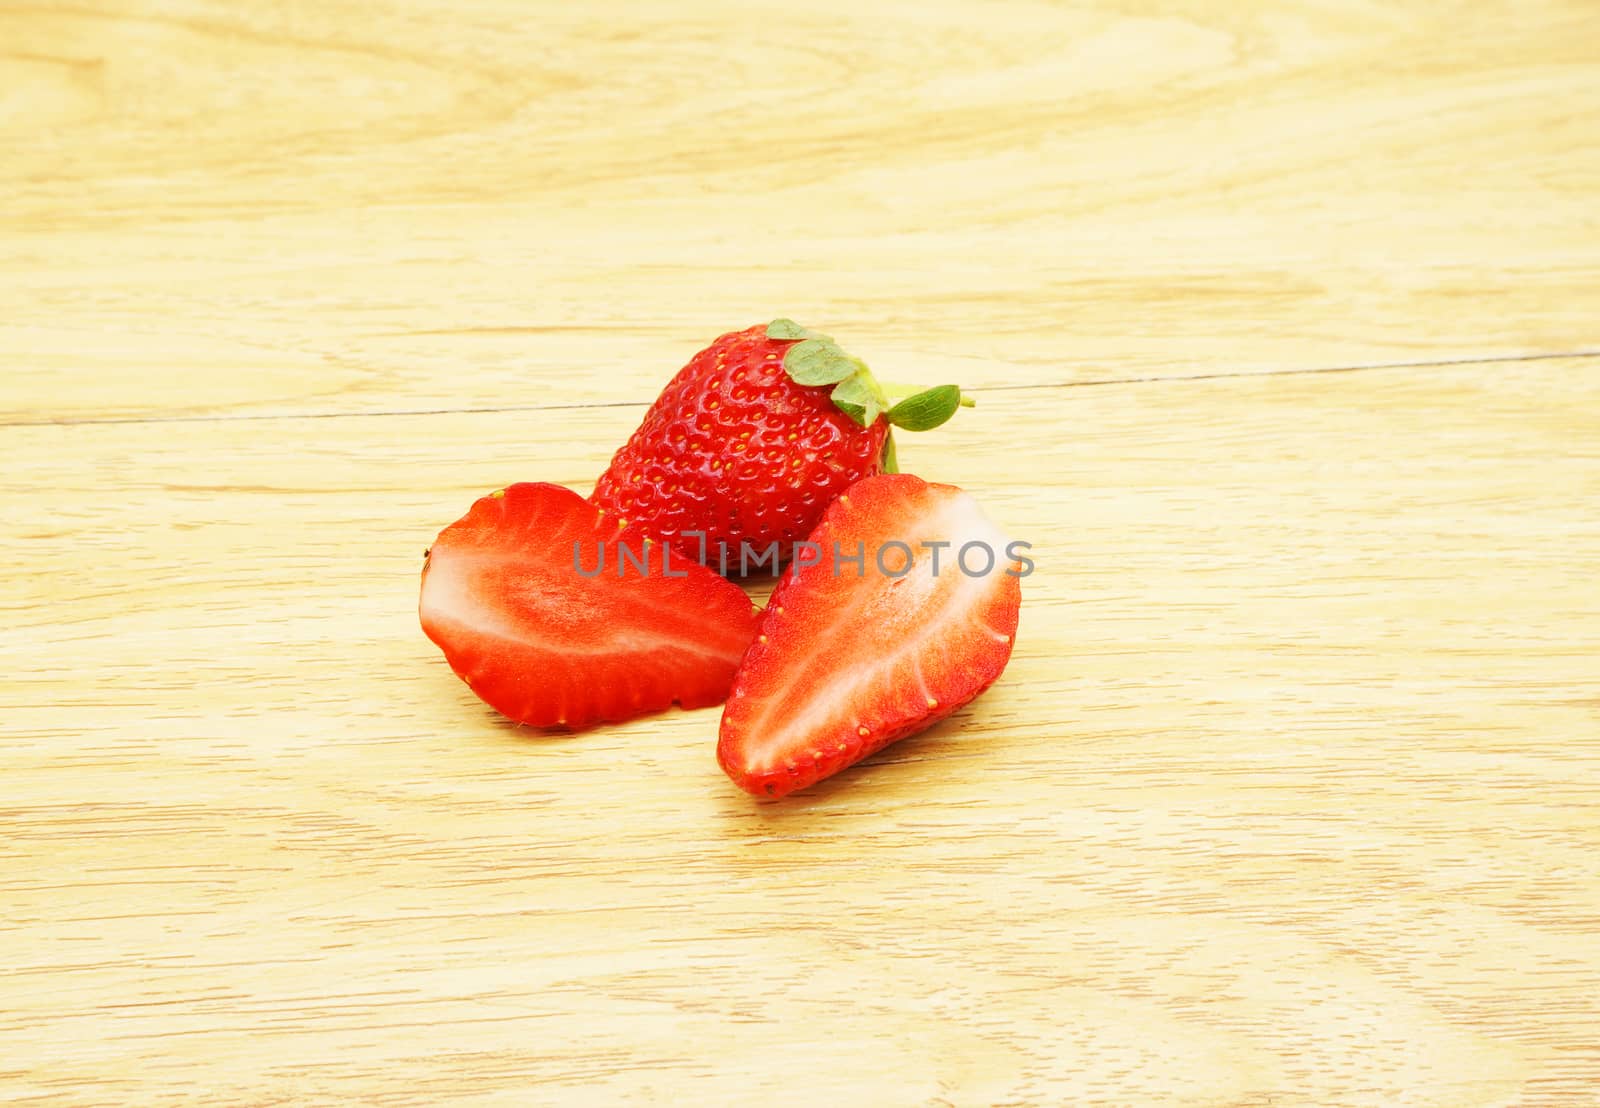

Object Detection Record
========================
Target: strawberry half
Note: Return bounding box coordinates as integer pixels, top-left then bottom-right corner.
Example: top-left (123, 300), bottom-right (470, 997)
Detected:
top-left (420, 482), bottom-right (761, 729)
top-left (592, 321), bottom-right (972, 560)
top-left (718, 473), bottom-right (1023, 797)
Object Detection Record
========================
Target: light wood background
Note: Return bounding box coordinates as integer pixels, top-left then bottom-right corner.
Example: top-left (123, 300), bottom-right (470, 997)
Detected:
top-left (3, 1), bottom-right (1597, 1104)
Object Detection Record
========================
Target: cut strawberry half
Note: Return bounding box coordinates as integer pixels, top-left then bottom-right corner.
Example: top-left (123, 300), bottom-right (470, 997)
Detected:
top-left (420, 482), bottom-right (761, 729)
top-left (718, 473), bottom-right (1023, 797)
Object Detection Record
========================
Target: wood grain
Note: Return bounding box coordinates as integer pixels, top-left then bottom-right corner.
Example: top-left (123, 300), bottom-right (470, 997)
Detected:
top-left (4, 361), bottom-right (1598, 1104)
top-left (4, 0), bottom-right (1600, 1104)
top-left (4, 0), bottom-right (1597, 422)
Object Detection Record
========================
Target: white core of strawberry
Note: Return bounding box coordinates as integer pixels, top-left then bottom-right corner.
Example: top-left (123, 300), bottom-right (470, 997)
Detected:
top-left (741, 490), bottom-right (1015, 773)
top-left (424, 548), bottom-right (750, 663)
top-left (421, 551), bottom-right (528, 644)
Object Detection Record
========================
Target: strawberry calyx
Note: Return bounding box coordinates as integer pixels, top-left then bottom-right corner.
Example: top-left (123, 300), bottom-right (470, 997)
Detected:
top-left (765, 319), bottom-right (975, 477)
top-left (764, 319), bottom-right (975, 434)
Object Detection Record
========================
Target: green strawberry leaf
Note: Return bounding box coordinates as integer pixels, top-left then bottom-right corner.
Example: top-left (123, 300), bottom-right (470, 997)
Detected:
top-left (887, 385), bottom-right (964, 432)
top-left (774, 325), bottom-right (965, 435)
top-left (784, 338), bottom-right (860, 386)
top-left (830, 374), bottom-right (883, 427)
top-left (881, 430), bottom-right (898, 473)
top-left (766, 318), bottom-right (810, 340)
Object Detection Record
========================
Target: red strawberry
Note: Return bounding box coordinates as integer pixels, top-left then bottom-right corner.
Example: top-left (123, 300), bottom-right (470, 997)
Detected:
top-left (718, 473), bottom-right (1023, 797)
top-left (592, 321), bottom-right (971, 560)
top-left (420, 482), bottom-right (761, 729)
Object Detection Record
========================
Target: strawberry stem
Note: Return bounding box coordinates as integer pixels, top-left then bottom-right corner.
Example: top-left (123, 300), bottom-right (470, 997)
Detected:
top-left (879, 380), bottom-right (977, 407)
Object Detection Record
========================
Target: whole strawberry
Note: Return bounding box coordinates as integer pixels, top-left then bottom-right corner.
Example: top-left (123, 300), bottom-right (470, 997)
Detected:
top-left (592, 320), bottom-right (969, 563)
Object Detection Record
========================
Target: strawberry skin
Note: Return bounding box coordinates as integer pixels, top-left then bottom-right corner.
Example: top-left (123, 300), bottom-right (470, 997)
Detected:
top-left (718, 473), bottom-right (1022, 797)
top-left (592, 325), bottom-right (888, 554)
top-left (420, 482), bottom-right (761, 729)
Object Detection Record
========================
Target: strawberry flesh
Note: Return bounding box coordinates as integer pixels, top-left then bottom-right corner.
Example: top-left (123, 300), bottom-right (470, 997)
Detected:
top-left (718, 473), bottom-right (1021, 797)
top-left (421, 482), bottom-right (761, 729)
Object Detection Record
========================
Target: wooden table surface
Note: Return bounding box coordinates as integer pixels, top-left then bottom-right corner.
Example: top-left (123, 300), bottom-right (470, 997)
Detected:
top-left (4, 2), bottom-right (1598, 1104)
